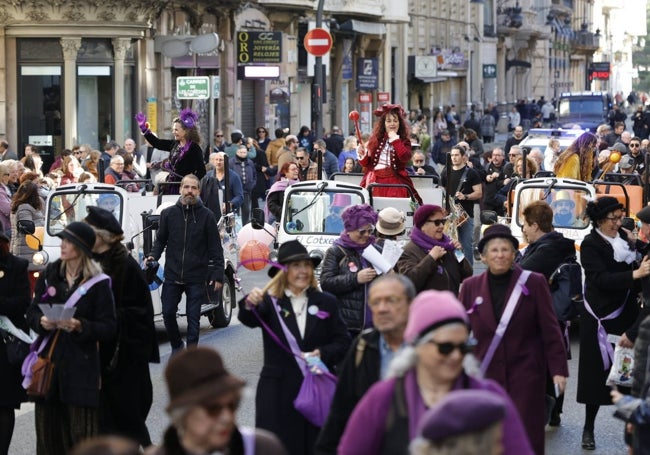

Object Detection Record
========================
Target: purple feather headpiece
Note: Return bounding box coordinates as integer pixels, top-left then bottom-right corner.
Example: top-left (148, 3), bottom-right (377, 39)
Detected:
top-left (179, 108), bottom-right (198, 129)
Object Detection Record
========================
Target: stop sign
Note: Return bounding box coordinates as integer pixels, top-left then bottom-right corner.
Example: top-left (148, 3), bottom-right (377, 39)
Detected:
top-left (304, 28), bottom-right (332, 57)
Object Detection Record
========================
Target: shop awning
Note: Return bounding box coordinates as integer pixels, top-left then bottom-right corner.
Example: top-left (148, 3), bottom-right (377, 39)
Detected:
top-left (339, 20), bottom-right (386, 35)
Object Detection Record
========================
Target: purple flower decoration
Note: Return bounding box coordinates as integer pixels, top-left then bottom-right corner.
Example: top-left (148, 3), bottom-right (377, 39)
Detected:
top-left (437, 265), bottom-right (443, 275)
top-left (40, 286), bottom-right (56, 301)
top-left (179, 108), bottom-right (198, 129)
top-left (521, 284), bottom-right (530, 296)
top-left (316, 310), bottom-right (330, 320)
top-left (467, 296), bottom-right (483, 315)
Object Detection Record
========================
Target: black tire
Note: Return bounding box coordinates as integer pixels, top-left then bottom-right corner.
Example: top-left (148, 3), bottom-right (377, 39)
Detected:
top-left (208, 273), bottom-right (235, 328)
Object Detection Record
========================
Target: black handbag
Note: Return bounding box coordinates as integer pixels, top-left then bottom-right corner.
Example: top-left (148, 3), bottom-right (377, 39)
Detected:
top-left (1, 329), bottom-right (30, 366)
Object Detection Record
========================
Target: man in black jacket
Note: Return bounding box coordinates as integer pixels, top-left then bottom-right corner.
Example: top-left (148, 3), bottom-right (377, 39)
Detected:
top-left (147, 174), bottom-right (224, 351)
top-left (315, 274), bottom-right (415, 455)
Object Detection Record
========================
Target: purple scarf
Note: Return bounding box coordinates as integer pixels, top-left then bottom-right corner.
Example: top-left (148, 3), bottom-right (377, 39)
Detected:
top-left (410, 226), bottom-right (455, 253)
top-left (334, 232), bottom-right (376, 254)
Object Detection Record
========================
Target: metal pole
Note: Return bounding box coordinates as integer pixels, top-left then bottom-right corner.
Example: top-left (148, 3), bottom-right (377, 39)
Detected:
top-left (313, 0), bottom-right (325, 140)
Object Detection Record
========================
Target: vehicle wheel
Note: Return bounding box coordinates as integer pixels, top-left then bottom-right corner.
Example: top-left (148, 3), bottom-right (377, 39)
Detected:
top-left (208, 273), bottom-right (235, 328)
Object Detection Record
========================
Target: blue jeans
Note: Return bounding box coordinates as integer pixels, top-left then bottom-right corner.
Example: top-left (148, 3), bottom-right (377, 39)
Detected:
top-left (161, 281), bottom-right (204, 348)
top-left (458, 217), bottom-right (475, 266)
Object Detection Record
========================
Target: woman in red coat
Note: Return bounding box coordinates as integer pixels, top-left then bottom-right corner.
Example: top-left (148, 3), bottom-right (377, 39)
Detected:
top-left (358, 104), bottom-right (421, 204)
top-left (459, 224), bottom-right (569, 455)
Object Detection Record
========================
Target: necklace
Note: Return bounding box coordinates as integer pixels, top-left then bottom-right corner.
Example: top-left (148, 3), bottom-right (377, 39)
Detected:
top-left (293, 299), bottom-right (308, 317)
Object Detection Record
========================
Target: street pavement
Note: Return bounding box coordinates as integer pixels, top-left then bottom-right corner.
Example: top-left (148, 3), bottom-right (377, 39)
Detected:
top-left (8, 266), bottom-right (630, 454)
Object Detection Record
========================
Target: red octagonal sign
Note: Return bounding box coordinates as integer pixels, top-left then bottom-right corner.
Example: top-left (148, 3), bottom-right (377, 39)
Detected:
top-left (304, 28), bottom-right (332, 57)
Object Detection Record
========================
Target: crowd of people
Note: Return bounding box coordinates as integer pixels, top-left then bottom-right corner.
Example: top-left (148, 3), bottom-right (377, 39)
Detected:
top-left (3, 103), bottom-right (650, 455)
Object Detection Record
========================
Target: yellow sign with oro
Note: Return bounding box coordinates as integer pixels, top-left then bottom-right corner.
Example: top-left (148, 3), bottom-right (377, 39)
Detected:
top-left (146, 98), bottom-right (157, 134)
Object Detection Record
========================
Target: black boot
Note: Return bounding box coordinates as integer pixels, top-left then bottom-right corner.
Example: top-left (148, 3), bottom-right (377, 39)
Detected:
top-left (581, 428), bottom-right (595, 450)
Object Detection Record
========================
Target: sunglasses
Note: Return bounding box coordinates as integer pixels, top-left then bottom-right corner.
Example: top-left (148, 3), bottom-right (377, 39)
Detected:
top-left (295, 156), bottom-right (306, 160)
top-left (202, 398), bottom-right (240, 417)
top-left (630, 144), bottom-right (640, 148)
top-left (428, 340), bottom-right (473, 356)
top-left (357, 226), bottom-right (375, 236)
top-left (425, 218), bottom-right (447, 226)
top-left (215, 134), bottom-right (223, 137)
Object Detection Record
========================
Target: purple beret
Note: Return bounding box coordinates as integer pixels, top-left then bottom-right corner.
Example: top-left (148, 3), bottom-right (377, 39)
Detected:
top-left (417, 389), bottom-right (507, 442)
top-left (413, 204), bottom-right (444, 229)
top-left (403, 290), bottom-right (469, 345)
top-left (341, 204), bottom-right (378, 232)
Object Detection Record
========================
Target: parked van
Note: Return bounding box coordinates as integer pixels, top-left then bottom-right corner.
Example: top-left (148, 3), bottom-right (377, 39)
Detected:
top-left (557, 91), bottom-right (612, 131)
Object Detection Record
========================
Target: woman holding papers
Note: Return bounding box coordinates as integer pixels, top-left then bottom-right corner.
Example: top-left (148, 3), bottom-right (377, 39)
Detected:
top-left (0, 231), bottom-right (31, 454)
top-left (396, 204), bottom-right (472, 295)
top-left (321, 204), bottom-right (382, 337)
top-left (25, 222), bottom-right (116, 455)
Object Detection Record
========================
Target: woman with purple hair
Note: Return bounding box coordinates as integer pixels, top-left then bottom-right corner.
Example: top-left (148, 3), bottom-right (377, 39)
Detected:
top-left (553, 131), bottom-right (597, 181)
top-left (135, 109), bottom-right (205, 194)
top-left (320, 204), bottom-right (381, 337)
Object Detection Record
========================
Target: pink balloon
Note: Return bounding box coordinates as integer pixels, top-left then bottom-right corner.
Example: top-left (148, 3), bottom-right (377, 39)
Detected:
top-left (237, 222), bottom-right (276, 247)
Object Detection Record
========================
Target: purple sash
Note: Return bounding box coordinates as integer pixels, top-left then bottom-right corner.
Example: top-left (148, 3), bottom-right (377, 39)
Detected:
top-left (582, 294), bottom-right (627, 370)
top-left (480, 271), bottom-right (531, 376)
top-left (21, 273), bottom-right (110, 389)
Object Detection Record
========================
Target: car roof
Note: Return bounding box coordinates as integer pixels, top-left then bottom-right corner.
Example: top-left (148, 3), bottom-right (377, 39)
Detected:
top-left (520, 128), bottom-right (585, 150)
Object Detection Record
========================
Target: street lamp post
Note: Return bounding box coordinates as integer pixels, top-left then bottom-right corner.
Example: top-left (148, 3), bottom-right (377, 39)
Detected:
top-left (313, 0), bottom-right (325, 139)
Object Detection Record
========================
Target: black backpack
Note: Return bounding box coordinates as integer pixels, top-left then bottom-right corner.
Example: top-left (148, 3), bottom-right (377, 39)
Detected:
top-left (548, 256), bottom-right (583, 321)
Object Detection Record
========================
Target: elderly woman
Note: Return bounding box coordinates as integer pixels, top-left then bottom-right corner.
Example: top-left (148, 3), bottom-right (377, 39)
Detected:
top-left (459, 224), bottom-right (568, 455)
top-left (320, 204), bottom-right (380, 337)
top-left (0, 162), bottom-right (12, 237)
top-left (577, 197), bottom-right (650, 450)
top-left (553, 131), bottom-right (597, 181)
top-left (137, 109), bottom-right (206, 194)
top-left (146, 347), bottom-right (287, 455)
top-left (338, 290), bottom-right (532, 455)
top-left (396, 204), bottom-right (472, 295)
top-left (9, 181), bottom-right (44, 269)
top-left (82, 207), bottom-right (159, 448)
top-left (239, 241), bottom-right (349, 455)
top-left (0, 231), bottom-right (30, 454)
top-left (26, 222), bottom-right (116, 454)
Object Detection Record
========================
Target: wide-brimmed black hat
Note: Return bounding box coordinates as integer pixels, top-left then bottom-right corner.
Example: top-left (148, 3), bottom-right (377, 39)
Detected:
top-left (268, 240), bottom-right (320, 278)
top-left (85, 206), bottom-right (123, 235)
top-left (56, 222), bottom-right (96, 257)
top-left (477, 224), bottom-right (518, 254)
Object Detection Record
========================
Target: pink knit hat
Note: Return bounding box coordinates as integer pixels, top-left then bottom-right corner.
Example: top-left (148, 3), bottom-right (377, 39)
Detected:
top-left (404, 290), bottom-right (469, 344)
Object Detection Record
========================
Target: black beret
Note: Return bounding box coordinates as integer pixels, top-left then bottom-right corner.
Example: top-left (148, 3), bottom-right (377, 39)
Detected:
top-left (85, 206), bottom-right (123, 235)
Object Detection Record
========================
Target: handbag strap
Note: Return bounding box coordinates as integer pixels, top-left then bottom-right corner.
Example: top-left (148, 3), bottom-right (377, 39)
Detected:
top-left (480, 270), bottom-right (531, 376)
top-left (44, 329), bottom-right (61, 360)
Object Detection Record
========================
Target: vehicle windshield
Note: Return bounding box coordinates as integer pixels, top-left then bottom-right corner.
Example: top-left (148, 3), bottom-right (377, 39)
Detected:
top-left (284, 190), bottom-right (365, 234)
top-left (558, 99), bottom-right (603, 116)
top-left (516, 186), bottom-right (590, 229)
top-left (47, 191), bottom-right (122, 235)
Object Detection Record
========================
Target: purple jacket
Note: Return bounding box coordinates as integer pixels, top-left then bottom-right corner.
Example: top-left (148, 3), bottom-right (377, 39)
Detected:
top-left (338, 370), bottom-right (533, 455)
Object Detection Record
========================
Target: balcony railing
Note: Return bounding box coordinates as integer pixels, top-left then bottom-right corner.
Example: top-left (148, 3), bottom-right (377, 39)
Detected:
top-left (572, 31), bottom-right (600, 51)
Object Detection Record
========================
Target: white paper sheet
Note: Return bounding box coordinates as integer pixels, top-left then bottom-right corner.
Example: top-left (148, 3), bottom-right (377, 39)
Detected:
top-left (362, 245), bottom-right (393, 275)
top-left (38, 304), bottom-right (77, 322)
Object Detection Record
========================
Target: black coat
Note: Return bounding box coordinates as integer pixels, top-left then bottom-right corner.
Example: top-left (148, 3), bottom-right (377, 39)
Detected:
top-left (314, 329), bottom-right (382, 455)
top-left (518, 231), bottom-right (576, 280)
top-left (0, 253), bottom-right (30, 407)
top-left (150, 199), bottom-right (224, 284)
top-left (578, 230), bottom-right (640, 404)
top-left (26, 262), bottom-right (116, 407)
top-left (96, 244), bottom-right (159, 446)
top-left (143, 132), bottom-right (206, 184)
top-left (320, 244), bottom-right (380, 334)
top-left (238, 289), bottom-right (350, 455)
top-left (632, 315), bottom-right (650, 398)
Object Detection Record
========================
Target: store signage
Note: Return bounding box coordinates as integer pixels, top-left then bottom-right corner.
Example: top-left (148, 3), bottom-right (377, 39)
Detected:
top-left (237, 31), bottom-right (282, 64)
top-left (176, 76), bottom-right (210, 99)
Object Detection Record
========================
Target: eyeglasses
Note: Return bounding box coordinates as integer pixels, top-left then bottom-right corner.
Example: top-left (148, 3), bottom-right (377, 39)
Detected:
top-left (606, 215), bottom-right (624, 222)
top-left (215, 134), bottom-right (223, 137)
top-left (509, 153), bottom-right (520, 157)
top-left (425, 218), bottom-right (447, 226)
top-left (630, 143), bottom-right (640, 148)
top-left (427, 340), bottom-right (473, 356)
top-left (295, 156), bottom-right (306, 160)
top-left (357, 226), bottom-right (375, 236)
top-left (202, 398), bottom-right (240, 418)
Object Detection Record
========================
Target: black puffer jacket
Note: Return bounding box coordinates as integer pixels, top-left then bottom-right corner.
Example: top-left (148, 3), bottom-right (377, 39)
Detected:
top-left (320, 243), bottom-right (379, 334)
top-left (150, 199), bottom-right (224, 284)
